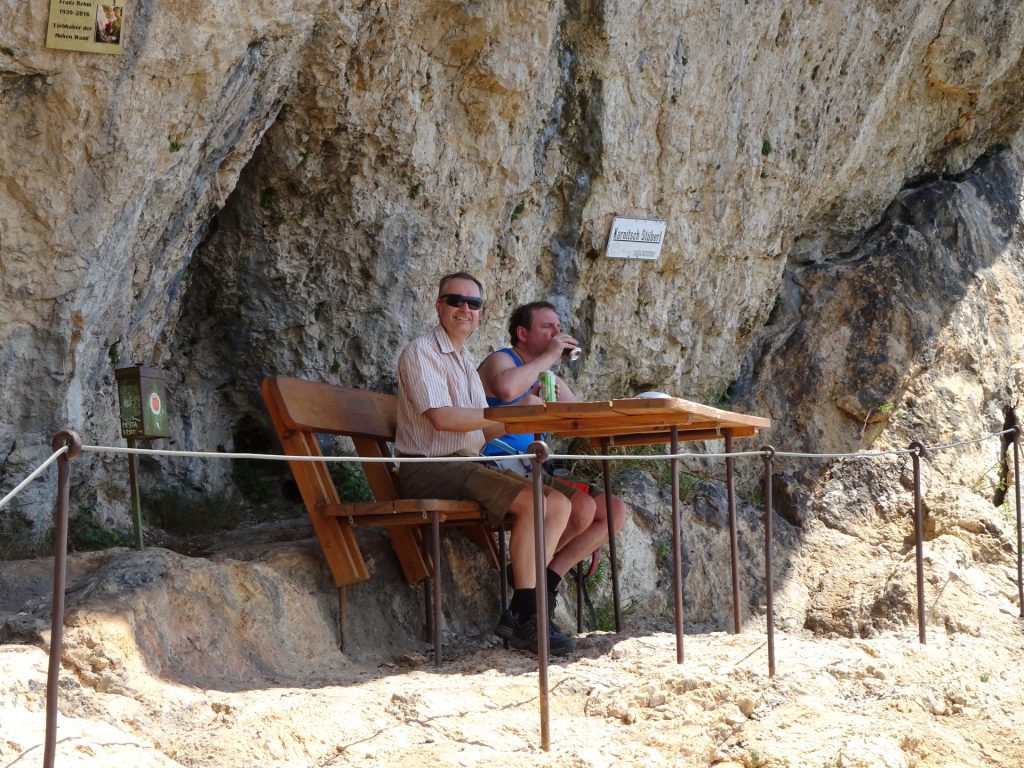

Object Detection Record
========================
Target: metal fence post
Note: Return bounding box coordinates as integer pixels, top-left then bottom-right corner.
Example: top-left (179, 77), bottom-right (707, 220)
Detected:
top-left (724, 431), bottom-right (741, 633)
top-left (528, 440), bottom-right (551, 752)
top-left (761, 446), bottom-right (776, 677)
top-left (1014, 427), bottom-right (1023, 618)
top-left (909, 440), bottom-right (927, 645)
top-left (671, 427), bottom-right (684, 663)
top-left (44, 429), bottom-right (82, 768)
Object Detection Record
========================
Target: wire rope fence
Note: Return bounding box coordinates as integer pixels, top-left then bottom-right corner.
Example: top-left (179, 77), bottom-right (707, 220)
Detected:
top-left (2, 423), bottom-right (1023, 767)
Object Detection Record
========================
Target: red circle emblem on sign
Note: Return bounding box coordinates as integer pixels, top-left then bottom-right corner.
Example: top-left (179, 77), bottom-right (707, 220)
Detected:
top-left (149, 393), bottom-right (162, 415)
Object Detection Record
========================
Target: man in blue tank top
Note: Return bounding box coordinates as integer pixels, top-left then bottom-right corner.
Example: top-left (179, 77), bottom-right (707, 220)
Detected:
top-left (478, 301), bottom-right (629, 627)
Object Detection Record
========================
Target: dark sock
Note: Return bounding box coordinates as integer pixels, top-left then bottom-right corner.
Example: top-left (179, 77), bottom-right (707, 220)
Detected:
top-left (510, 588), bottom-right (536, 620)
top-left (546, 568), bottom-right (562, 596)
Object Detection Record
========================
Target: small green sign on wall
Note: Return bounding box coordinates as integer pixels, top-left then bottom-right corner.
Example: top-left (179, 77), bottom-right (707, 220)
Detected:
top-left (114, 366), bottom-right (170, 439)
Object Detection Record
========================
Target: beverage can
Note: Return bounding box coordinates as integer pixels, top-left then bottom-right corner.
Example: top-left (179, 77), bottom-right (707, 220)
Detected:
top-left (562, 346), bottom-right (582, 362)
top-left (539, 370), bottom-right (557, 402)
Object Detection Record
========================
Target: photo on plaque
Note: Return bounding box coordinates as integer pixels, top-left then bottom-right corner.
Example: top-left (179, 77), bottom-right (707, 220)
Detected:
top-left (94, 5), bottom-right (123, 45)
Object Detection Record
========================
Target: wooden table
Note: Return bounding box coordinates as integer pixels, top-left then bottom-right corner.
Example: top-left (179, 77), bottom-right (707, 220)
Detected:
top-left (485, 395), bottom-right (769, 444)
top-left (485, 396), bottom-right (770, 649)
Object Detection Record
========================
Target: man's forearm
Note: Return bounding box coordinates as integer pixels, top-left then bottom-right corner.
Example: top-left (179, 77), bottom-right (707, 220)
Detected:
top-left (425, 406), bottom-right (500, 434)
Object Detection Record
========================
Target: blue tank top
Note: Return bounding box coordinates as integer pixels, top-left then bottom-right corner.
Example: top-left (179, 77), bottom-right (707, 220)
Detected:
top-left (482, 348), bottom-right (540, 456)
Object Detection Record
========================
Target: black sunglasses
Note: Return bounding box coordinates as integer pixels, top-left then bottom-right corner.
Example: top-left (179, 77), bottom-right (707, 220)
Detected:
top-left (440, 293), bottom-right (484, 310)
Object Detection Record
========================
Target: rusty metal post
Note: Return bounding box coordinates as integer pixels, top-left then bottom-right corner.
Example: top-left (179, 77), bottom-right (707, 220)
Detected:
top-left (498, 523), bottom-right (508, 607)
top-left (528, 440), bottom-right (551, 752)
top-left (761, 446), bottom-right (776, 678)
top-left (419, 521), bottom-right (433, 643)
top-left (431, 512), bottom-right (442, 667)
top-left (670, 427), bottom-right (684, 663)
top-left (337, 588), bottom-right (346, 651)
top-left (575, 561), bottom-right (583, 633)
top-left (498, 523), bottom-right (510, 649)
top-left (1014, 428), bottom-right (1023, 618)
top-left (724, 431), bottom-right (741, 633)
top-left (600, 437), bottom-right (622, 632)
top-left (909, 441), bottom-right (927, 645)
top-left (127, 437), bottom-right (144, 550)
top-left (423, 577), bottom-right (433, 643)
top-left (44, 429), bottom-right (82, 768)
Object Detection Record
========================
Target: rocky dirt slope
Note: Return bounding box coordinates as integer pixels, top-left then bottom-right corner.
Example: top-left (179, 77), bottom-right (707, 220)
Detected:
top-left (2, 509), bottom-right (1022, 768)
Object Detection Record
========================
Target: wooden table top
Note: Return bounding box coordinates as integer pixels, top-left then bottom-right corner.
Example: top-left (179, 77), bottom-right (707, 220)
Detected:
top-left (483, 397), bottom-right (771, 446)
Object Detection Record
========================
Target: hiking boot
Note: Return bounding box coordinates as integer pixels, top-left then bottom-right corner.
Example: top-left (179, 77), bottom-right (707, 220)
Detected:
top-left (547, 620), bottom-right (577, 655)
top-left (494, 610), bottom-right (576, 656)
top-left (548, 591), bottom-right (569, 637)
top-left (505, 563), bottom-right (572, 638)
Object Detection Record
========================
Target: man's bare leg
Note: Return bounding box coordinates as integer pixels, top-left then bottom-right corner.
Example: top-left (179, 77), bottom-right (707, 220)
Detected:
top-left (553, 491), bottom-right (596, 552)
top-left (548, 493), bottom-right (629, 577)
top-left (507, 486), bottom-right (571, 588)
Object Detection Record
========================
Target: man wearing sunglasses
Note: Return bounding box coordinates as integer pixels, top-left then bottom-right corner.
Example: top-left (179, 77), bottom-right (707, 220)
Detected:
top-left (395, 272), bottom-right (577, 655)
top-left (478, 301), bottom-right (629, 626)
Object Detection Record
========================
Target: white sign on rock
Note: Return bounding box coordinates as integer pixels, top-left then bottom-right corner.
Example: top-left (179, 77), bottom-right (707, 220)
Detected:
top-left (606, 217), bottom-right (667, 260)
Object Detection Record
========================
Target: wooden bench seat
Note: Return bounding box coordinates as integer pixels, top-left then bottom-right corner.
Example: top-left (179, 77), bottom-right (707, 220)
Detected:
top-left (261, 375), bottom-right (502, 662)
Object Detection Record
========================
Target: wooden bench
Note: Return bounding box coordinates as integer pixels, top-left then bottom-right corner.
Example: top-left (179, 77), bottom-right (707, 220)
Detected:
top-left (261, 375), bottom-right (503, 662)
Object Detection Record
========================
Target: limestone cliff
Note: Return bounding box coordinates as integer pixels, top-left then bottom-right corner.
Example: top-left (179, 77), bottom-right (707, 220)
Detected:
top-left (2, 0), bottom-right (1024, 640)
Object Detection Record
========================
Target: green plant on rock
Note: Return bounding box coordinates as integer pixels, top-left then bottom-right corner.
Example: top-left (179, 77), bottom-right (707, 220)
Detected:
top-left (748, 485), bottom-right (764, 506)
top-left (705, 380), bottom-right (734, 407)
top-left (969, 459), bottom-right (1002, 495)
top-left (655, 535), bottom-right (671, 566)
top-left (68, 517), bottom-right (131, 552)
top-left (328, 461), bottom-right (373, 503)
top-left (1001, 499), bottom-right (1014, 527)
top-left (259, 185), bottom-right (277, 210)
top-left (859, 401), bottom-right (900, 440)
top-left (592, 595), bottom-right (641, 632)
top-left (141, 488), bottom-right (243, 535)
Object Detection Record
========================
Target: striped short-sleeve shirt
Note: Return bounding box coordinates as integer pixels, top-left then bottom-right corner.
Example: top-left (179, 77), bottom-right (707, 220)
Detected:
top-left (395, 324), bottom-right (488, 457)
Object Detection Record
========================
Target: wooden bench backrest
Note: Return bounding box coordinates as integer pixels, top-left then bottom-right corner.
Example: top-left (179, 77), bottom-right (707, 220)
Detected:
top-left (267, 375), bottom-right (403, 502)
top-left (261, 375), bottom-right (427, 586)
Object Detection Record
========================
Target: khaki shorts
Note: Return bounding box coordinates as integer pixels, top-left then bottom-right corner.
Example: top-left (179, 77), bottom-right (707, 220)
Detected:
top-left (398, 459), bottom-right (579, 527)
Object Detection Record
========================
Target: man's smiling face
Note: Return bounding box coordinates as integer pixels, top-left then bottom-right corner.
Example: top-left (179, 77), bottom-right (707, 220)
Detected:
top-left (436, 276), bottom-right (483, 343)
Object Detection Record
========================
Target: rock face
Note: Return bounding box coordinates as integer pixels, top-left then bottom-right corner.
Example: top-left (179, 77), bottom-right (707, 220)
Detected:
top-left (3, 0), bottom-right (1024, 676)
top-left (1, 0), bottom-right (322, 535)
